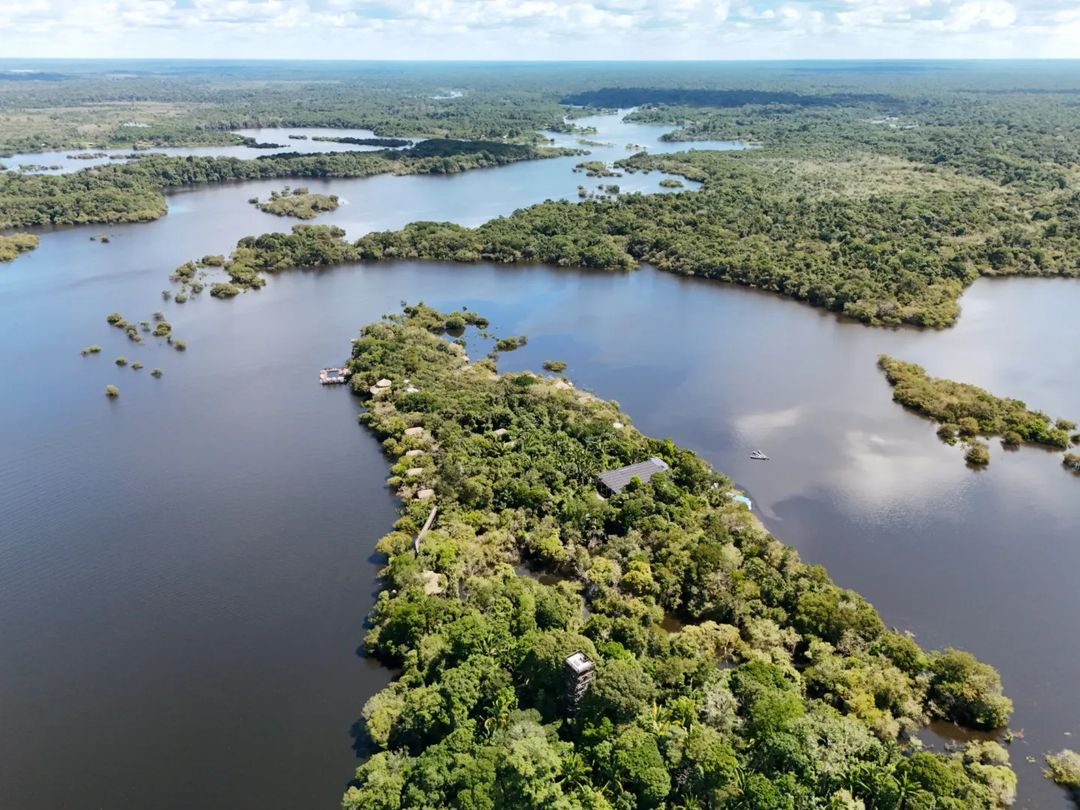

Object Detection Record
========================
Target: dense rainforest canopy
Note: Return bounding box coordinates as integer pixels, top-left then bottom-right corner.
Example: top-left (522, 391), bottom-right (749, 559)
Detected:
top-left (340, 305), bottom-right (1016, 810)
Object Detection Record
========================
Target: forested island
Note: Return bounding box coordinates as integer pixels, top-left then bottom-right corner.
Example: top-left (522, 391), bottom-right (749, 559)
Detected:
top-left (0, 140), bottom-right (576, 229)
top-left (250, 187), bottom-right (339, 220)
top-left (339, 304), bottom-right (1016, 809)
top-left (878, 356), bottom-right (1078, 469)
top-left (311, 135), bottom-right (412, 148)
top-left (0, 232), bottom-right (38, 261)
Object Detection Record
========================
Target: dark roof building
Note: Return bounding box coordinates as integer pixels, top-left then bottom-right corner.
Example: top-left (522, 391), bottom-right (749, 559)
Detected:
top-left (597, 456), bottom-right (670, 495)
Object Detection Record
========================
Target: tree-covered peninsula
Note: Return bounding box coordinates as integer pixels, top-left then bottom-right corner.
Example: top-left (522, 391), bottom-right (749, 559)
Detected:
top-left (211, 131), bottom-right (1080, 328)
top-left (878, 356), bottom-right (1078, 468)
top-left (340, 305), bottom-right (1016, 810)
top-left (0, 232), bottom-right (39, 262)
top-left (0, 140), bottom-right (576, 229)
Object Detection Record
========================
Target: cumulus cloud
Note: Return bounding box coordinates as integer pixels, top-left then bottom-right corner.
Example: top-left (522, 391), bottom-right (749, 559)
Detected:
top-left (0, 0), bottom-right (1075, 57)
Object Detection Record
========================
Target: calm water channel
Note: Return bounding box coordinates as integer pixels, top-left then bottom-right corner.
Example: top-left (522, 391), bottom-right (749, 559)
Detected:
top-left (1, 113), bottom-right (1077, 809)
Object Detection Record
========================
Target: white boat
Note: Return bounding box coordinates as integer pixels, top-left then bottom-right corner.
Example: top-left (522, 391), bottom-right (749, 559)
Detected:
top-left (749, 450), bottom-right (770, 460)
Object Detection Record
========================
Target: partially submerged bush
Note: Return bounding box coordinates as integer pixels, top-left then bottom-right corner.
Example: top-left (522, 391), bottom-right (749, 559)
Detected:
top-left (150, 368), bottom-right (163, 378)
top-left (210, 282), bottom-right (241, 298)
top-left (495, 335), bottom-right (527, 352)
top-left (543, 360), bottom-right (568, 372)
top-left (1063, 453), bottom-right (1080, 473)
top-left (115, 356), bottom-right (128, 367)
top-left (80, 344), bottom-right (101, 356)
top-left (965, 440), bottom-right (990, 466)
top-left (937, 423), bottom-right (958, 444)
top-left (1045, 749), bottom-right (1080, 788)
top-left (105, 384), bottom-right (119, 398)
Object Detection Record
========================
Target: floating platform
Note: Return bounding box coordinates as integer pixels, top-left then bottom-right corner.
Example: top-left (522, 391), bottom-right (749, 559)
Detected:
top-left (319, 367), bottom-right (348, 385)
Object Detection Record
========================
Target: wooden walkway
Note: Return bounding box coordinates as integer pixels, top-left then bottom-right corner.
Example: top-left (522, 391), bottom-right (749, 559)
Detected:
top-left (413, 505), bottom-right (438, 554)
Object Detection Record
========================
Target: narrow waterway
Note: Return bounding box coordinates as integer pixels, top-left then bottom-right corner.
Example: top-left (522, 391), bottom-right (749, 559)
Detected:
top-left (1, 113), bottom-right (1076, 809)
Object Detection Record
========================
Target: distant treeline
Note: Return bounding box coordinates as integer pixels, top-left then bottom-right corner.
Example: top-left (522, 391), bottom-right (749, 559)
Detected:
top-left (563, 87), bottom-right (901, 109)
top-left (0, 141), bottom-right (574, 228)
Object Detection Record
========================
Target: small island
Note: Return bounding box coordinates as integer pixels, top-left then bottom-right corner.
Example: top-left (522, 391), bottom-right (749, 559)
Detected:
top-left (311, 135), bottom-right (411, 148)
top-left (878, 355), bottom-right (1078, 470)
top-left (249, 186), bottom-right (340, 220)
top-left (573, 160), bottom-right (621, 178)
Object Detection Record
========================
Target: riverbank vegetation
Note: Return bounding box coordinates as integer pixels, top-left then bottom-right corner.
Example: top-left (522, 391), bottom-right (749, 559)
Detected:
top-left (340, 304), bottom-right (1015, 809)
top-left (250, 186), bottom-right (339, 219)
top-left (878, 356), bottom-right (1077, 471)
top-left (0, 232), bottom-right (39, 261)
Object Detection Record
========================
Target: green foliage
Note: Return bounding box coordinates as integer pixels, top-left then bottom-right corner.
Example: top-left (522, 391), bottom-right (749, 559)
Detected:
top-left (0, 232), bottom-right (39, 262)
top-left (150, 368), bottom-right (163, 378)
top-left (575, 160), bottom-right (620, 178)
top-left (252, 187), bottom-right (340, 219)
top-left (543, 360), bottom-right (568, 372)
top-left (494, 335), bottom-right (527, 352)
top-left (210, 282), bottom-right (241, 298)
top-left (115, 356), bottom-right (127, 367)
top-left (1044, 749), bottom-right (1080, 789)
top-left (104, 384), bottom-right (119, 398)
top-left (80, 344), bottom-right (101, 356)
top-left (879, 356), bottom-right (1074, 460)
top-left (1063, 453), bottom-right (1080, 473)
top-left (965, 440), bottom-right (991, 467)
top-left (342, 305), bottom-right (1015, 810)
top-left (927, 648), bottom-right (1013, 729)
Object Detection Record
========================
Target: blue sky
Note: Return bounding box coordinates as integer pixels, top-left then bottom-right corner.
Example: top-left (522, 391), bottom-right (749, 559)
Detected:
top-left (3, 0), bottom-right (1079, 59)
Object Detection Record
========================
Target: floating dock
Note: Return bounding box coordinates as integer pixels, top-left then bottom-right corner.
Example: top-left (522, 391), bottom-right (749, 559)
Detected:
top-left (319, 367), bottom-right (348, 385)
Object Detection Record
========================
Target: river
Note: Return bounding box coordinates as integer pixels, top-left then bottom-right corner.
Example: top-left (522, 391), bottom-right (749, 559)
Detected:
top-left (1, 112), bottom-right (1076, 809)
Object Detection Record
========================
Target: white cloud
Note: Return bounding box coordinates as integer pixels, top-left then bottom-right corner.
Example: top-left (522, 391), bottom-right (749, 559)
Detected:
top-left (0, 0), bottom-right (1075, 57)
top-left (940, 0), bottom-right (1017, 31)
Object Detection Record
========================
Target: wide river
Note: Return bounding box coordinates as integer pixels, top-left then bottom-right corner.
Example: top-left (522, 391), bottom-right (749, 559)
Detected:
top-left (1, 113), bottom-right (1077, 809)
